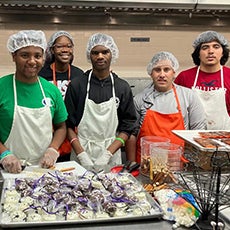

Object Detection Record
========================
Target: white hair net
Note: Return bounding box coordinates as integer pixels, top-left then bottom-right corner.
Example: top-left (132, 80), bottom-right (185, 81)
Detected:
top-left (7, 30), bottom-right (46, 53)
top-left (193, 30), bottom-right (228, 48)
top-left (147, 51), bottom-right (179, 75)
top-left (86, 33), bottom-right (119, 63)
top-left (46, 31), bottom-right (74, 62)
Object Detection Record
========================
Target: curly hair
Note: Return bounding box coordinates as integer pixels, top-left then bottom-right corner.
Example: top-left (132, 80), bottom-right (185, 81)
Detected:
top-left (191, 41), bottom-right (229, 66)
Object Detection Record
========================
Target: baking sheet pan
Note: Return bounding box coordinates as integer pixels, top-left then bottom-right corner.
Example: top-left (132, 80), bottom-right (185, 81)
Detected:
top-left (0, 171), bottom-right (163, 228)
top-left (172, 130), bottom-right (230, 152)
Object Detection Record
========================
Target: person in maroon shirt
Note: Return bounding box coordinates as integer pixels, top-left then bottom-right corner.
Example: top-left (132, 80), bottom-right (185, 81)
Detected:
top-left (175, 31), bottom-right (230, 129)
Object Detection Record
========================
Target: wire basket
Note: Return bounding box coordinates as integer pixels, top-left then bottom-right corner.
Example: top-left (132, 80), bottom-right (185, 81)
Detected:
top-left (175, 149), bottom-right (230, 230)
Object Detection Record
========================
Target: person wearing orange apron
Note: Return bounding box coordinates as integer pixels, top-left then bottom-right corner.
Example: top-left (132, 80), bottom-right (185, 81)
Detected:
top-left (0, 30), bottom-right (67, 173)
top-left (125, 51), bottom-right (206, 163)
top-left (39, 31), bottom-right (84, 162)
top-left (65, 33), bottom-right (136, 168)
top-left (175, 31), bottom-right (230, 130)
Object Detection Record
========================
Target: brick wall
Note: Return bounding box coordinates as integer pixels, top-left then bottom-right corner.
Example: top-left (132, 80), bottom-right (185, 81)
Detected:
top-left (0, 24), bottom-right (229, 79)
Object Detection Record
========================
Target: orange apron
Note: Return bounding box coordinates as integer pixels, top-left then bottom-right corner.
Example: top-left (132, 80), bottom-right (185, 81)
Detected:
top-left (52, 63), bottom-right (71, 156)
top-left (136, 85), bottom-right (185, 163)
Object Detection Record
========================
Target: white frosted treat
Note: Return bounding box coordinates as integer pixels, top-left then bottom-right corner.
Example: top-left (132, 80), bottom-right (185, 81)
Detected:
top-left (10, 211), bottom-right (27, 222)
top-left (66, 211), bottom-right (80, 220)
top-left (4, 194), bottom-right (20, 204)
top-left (4, 189), bottom-right (20, 198)
top-left (139, 200), bottom-right (152, 212)
top-left (91, 179), bottom-right (104, 189)
top-left (95, 211), bottom-right (110, 219)
top-left (18, 202), bottom-right (30, 211)
top-left (116, 202), bottom-right (127, 208)
top-left (118, 174), bottom-right (131, 183)
top-left (27, 213), bottom-right (42, 222)
top-left (114, 209), bottom-right (126, 217)
top-left (3, 203), bottom-right (18, 212)
top-left (132, 208), bottom-right (143, 216)
top-left (135, 192), bottom-right (146, 201)
top-left (20, 196), bottom-right (34, 206)
top-left (42, 213), bottom-right (57, 221)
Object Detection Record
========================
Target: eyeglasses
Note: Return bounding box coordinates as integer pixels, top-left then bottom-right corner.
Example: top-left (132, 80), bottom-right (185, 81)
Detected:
top-left (91, 50), bottom-right (110, 56)
top-left (52, 44), bottom-right (74, 50)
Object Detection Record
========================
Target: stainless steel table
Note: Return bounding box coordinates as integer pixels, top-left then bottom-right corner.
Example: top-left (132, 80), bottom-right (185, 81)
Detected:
top-left (0, 219), bottom-right (175, 230)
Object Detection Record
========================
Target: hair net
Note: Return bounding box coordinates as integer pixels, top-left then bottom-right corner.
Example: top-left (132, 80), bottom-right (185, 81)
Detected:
top-left (86, 33), bottom-right (119, 63)
top-left (193, 31), bottom-right (228, 49)
top-left (7, 30), bottom-right (47, 53)
top-left (147, 51), bottom-right (179, 75)
top-left (45, 31), bottom-right (74, 62)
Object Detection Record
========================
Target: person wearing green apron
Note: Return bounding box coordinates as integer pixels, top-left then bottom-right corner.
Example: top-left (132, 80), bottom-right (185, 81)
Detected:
top-left (65, 33), bottom-right (136, 168)
top-left (0, 30), bottom-right (68, 173)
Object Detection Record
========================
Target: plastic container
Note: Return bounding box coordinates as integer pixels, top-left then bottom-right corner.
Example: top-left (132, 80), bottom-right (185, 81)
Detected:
top-left (150, 143), bottom-right (183, 172)
top-left (140, 136), bottom-right (170, 177)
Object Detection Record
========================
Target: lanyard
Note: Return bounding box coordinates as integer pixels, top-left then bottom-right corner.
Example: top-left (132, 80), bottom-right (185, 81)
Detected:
top-left (51, 63), bottom-right (71, 86)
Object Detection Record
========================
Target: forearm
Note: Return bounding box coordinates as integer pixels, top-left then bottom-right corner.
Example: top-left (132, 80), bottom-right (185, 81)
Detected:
top-left (67, 127), bottom-right (84, 154)
top-left (0, 142), bottom-right (13, 161)
top-left (50, 122), bottom-right (67, 150)
top-left (125, 134), bottom-right (137, 162)
top-left (0, 142), bottom-right (9, 154)
top-left (107, 132), bottom-right (128, 155)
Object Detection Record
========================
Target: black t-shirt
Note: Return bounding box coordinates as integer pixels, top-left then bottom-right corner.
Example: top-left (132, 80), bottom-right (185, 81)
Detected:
top-left (39, 63), bottom-right (84, 98)
top-left (64, 70), bottom-right (137, 135)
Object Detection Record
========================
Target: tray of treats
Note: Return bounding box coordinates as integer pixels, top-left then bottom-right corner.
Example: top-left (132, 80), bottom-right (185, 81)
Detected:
top-left (0, 170), bottom-right (163, 228)
top-left (172, 130), bottom-right (230, 152)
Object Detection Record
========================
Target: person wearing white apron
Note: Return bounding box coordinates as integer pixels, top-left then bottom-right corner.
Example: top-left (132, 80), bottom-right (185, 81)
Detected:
top-left (70, 71), bottom-right (121, 167)
top-left (0, 30), bottom-right (67, 173)
top-left (174, 30), bottom-right (230, 130)
top-left (5, 77), bottom-right (53, 164)
top-left (192, 66), bottom-right (230, 129)
top-left (65, 33), bottom-right (136, 168)
top-left (38, 31), bottom-right (84, 162)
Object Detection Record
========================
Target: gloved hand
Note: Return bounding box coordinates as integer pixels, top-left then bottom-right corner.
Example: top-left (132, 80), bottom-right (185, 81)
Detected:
top-left (76, 151), bottom-right (94, 166)
top-left (1, 154), bottom-right (22, 173)
top-left (95, 150), bottom-right (112, 166)
top-left (39, 147), bottom-right (59, 168)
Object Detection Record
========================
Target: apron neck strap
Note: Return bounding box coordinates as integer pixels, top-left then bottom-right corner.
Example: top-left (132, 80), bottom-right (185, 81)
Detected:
top-left (220, 66), bottom-right (224, 88)
top-left (193, 65), bottom-right (224, 88)
top-left (87, 71), bottom-right (115, 99)
top-left (193, 66), bottom-right (200, 87)
top-left (13, 76), bottom-right (46, 106)
top-left (172, 84), bottom-right (182, 112)
top-left (51, 62), bottom-right (71, 86)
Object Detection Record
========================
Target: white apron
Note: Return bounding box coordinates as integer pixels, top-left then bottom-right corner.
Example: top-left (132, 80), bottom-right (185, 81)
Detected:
top-left (4, 76), bottom-right (53, 165)
top-left (192, 66), bottom-right (230, 130)
top-left (71, 71), bottom-right (121, 166)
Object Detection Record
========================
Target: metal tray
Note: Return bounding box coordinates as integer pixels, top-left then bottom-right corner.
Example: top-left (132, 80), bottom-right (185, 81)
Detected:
top-left (0, 171), bottom-right (163, 228)
top-left (172, 130), bottom-right (230, 152)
